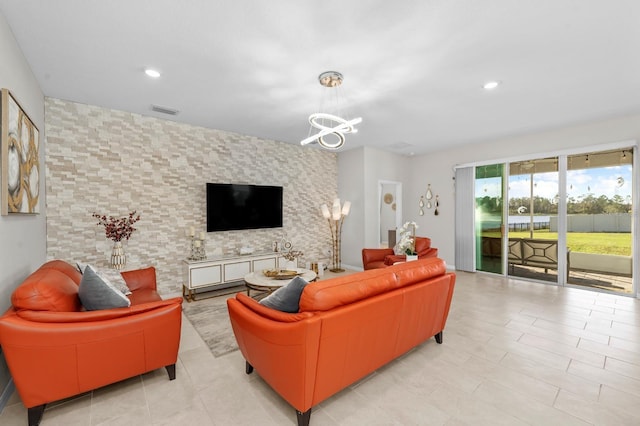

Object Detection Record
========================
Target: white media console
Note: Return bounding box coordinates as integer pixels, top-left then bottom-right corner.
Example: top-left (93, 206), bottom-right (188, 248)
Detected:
top-left (182, 252), bottom-right (283, 301)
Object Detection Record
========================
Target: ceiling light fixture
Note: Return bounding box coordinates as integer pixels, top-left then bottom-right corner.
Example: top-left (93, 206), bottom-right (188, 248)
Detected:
top-left (483, 80), bottom-right (500, 90)
top-left (300, 71), bottom-right (362, 150)
top-left (144, 68), bottom-right (161, 78)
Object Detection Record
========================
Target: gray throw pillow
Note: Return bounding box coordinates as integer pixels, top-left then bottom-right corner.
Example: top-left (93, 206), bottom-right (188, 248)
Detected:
top-left (259, 276), bottom-right (308, 313)
top-left (76, 262), bottom-right (131, 295)
top-left (79, 265), bottom-right (131, 311)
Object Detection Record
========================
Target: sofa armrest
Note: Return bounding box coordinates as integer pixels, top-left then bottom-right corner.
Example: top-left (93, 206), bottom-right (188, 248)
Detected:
top-left (362, 248), bottom-right (394, 269)
top-left (120, 266), bottom-right (157, 291)
top-left (227, 296), bottom-right (321, 413)
top-left (384, 254), bottom-right (406, 265)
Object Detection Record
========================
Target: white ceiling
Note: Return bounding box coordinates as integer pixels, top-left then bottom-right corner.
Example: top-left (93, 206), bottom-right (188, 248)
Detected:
top-left (1, 1), bottom-right (639, 155)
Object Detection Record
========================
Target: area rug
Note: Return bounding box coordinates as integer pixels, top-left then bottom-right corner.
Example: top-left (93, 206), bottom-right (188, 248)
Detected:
top-left (182, 286), bottom-right (246, 358)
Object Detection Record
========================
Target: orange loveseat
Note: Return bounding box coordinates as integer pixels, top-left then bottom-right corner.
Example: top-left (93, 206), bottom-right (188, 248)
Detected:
top-left (362, 236), bottom-right (438, 269)
top-left (227, 257), bottom-right (455, 426)
top-left (0, 260), bottom-right (183, 426)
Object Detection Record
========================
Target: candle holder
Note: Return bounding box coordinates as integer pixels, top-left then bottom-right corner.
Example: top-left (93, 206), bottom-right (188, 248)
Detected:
top-left (186, 229), bottom-right (207, 261)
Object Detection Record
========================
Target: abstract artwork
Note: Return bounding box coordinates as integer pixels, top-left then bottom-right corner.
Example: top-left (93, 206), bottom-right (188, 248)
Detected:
top-left (1, 89), bottom-right (40, 214)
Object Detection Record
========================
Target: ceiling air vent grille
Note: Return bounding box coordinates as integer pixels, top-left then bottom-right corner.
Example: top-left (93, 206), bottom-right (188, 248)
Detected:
top-left (150, 104), bottom-right (180, 115)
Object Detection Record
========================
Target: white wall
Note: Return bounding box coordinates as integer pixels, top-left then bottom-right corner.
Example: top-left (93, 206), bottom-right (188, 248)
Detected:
top-left (0, 11), bottom-right (45, 411)
top-left (409, 112), bottom-right (640, 269)
top-left (339, 147), bottom-right (410, 268)
top-left (338, 148), bottom-right (364, 269)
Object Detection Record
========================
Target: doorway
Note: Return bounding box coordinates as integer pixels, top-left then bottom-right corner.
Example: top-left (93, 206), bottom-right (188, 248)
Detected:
top-left (378, 181), bottom-right (402, 249)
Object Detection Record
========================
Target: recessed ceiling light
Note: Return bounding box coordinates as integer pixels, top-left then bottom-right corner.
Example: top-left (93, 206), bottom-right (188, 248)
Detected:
top-left (145, 68), bottom-right (161, 78)
top-left (483, 81), bottom-right (501, 90)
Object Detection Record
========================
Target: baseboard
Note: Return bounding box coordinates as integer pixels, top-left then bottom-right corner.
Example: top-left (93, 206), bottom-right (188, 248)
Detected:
top-left (0, 376), bottom-right (15, 415)
top-left (341, 263), bottom-right (363, 272)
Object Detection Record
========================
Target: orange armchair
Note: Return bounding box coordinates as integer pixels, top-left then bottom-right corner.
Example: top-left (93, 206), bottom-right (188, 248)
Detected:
top-left (0, 260), bottom-right (182, 426)
top-left (362, 237), bottom-right (438, 270)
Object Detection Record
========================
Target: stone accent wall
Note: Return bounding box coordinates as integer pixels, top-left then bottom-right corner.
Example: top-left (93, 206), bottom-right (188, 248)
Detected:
top-left (45, 98), bottom-right (337, 295)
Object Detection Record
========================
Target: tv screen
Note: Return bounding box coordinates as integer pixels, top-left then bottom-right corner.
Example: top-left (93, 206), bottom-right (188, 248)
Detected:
top-left (206, 183), bottom-right (283, 232)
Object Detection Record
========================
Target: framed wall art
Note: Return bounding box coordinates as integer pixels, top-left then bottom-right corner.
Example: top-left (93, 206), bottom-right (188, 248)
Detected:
top-left (1, 88), bottom-right (40, 215)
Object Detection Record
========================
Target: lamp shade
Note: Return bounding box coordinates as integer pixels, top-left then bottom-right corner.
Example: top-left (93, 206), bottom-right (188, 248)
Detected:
top-left (320, 204), bottom-right (331, 219)
top-left (341, 201), bottom-right (351, 216)
top-left (332, 204), bottom-right (341, 221)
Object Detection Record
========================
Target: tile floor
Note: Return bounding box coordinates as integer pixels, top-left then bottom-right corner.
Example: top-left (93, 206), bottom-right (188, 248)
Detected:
top-left (1, 271), bottom-right (639, 425)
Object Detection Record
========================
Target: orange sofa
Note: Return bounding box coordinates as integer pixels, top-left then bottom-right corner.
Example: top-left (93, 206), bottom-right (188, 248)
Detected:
top-left (0, 260), bottom-right (183, 426)
top-left (362, 236), bottom-right (438, 269)
top-left (227, 257), bottom-right (455, 426)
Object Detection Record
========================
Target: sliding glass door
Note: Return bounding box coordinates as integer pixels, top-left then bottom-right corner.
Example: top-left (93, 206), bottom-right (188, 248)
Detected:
top-left (566, 149), bottom-right (633, 294)
top-left (507, 157), bottom-right (559, 283)
top-left (469, 147), bottom-right (635, 296)
top-left (475, 164), bottom-right (505, 274)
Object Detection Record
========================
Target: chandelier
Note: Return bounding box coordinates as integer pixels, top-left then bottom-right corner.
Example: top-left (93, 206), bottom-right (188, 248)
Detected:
top-left (300, 71), bottom-right (362, 150)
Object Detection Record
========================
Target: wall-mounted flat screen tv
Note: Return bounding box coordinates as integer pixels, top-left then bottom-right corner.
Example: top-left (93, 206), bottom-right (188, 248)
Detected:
top-left (206, 183), bottom-right (283, 232)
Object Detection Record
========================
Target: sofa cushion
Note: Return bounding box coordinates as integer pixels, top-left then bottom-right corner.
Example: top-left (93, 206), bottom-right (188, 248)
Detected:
top-left (11, 267), bottom-right (82, 312)
top-left (260, 276), bottom-right (308, 313)
top-left (299, 258), bottom-right (447, 312)
top-left (299, 268), bottom-right (398, 312)
top-left (78, 265), bottom-right (131, 311)
top-left (391, 257), bottom-right (446, 287)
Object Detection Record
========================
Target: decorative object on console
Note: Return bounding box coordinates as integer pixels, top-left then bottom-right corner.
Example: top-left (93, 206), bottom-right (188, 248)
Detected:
top-left (92, 210), bottom-right (140, 270)
top-left (274, 233), bottom-right (302, 269)
top-left (280, 243), bottom-right (303, 270)
top-left (186, 227), bottom-right (206, 261)
top-left (396, 221), bottom-right (418, 256)
top-left (1, 88), bottom-right (40, 215)
top-left (320, 198), bottom-right (350, 272)
top-left (299, 71), bottom-right (362, 150)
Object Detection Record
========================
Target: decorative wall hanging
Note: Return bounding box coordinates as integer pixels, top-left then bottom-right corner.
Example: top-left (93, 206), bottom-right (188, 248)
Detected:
top-left (383, 193), bottom-right (393, 204)
top-left (1, 89), bottom-right (40, 215)
top-left (434, 195), bottom-right (440, 216)
top-left (419, 184), bottom-right (434, 215)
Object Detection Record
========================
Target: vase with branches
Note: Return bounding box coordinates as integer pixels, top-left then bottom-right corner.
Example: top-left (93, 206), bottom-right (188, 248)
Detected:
top-left (92, 211), bottom-right (140, 269)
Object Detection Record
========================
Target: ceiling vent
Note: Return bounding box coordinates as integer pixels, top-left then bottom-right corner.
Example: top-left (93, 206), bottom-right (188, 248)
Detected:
top-left (150, 104), bottom-right (179, 115)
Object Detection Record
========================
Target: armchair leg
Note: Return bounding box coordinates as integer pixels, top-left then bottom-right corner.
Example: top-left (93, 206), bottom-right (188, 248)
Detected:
top-left (246, 361), bottom-right (254, 374)
top-left (296, 408), bottom-right (311, 426)
top-left (28, 404), bottom-right (45, 426)
top-left (165, 364), bottom-right (176, 380)
top-left (434, 331), bottom-right (443, 344)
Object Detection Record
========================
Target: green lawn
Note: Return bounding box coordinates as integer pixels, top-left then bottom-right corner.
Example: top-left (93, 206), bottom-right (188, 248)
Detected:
top-left (482, 230), bottom-right (632, 256)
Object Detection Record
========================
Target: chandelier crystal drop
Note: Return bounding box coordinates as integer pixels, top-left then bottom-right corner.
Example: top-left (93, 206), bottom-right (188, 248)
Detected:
top-left (300, 71), bottom-right (362, 150)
